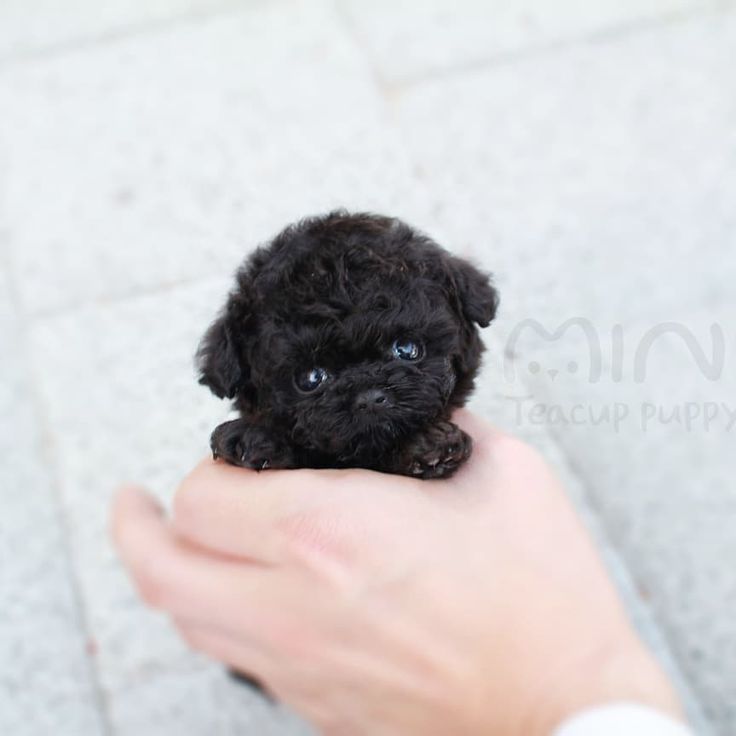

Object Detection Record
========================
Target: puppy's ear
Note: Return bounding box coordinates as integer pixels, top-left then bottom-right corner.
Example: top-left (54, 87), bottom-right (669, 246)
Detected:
top-left (196, 310), bottom-right (242, 399)
top-left (447, 257), bottom-right (499, 328)
top-left (196, 286), bottom-right (256, 400)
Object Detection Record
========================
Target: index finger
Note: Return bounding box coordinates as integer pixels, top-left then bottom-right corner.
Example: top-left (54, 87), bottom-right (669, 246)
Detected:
top-left (111, 485), bottom-right (286, 629)
top-left (172, 459), bottom-right (343, 562)
top-left (173, 411), bottom-right (498, 560)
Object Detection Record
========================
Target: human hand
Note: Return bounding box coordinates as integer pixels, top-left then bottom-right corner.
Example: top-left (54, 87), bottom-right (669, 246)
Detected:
top-left (112, 411), bottom-right (682, 736)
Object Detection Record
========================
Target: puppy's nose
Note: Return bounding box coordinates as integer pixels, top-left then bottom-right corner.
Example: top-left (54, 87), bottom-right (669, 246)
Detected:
top-left (354, 389), bottom-right (389, 412)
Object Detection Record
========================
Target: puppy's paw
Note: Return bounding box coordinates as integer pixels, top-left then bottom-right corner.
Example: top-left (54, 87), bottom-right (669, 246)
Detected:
top-left (210, 420), bottom-right (291, 470)
top-left (402, 421), bottom-right (472, 479)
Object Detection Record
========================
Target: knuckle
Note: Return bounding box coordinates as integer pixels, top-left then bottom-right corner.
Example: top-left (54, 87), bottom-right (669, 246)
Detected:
top-left (135, 558), bottom-right (175, 609)
top-left (111, 508), bottom-right (141, 556)
top-left (176, 624), bottom-right (205, 652)
top-left (172, 475), bottom-right (207, 531)
top-left (262, 614), bottom-right (316, 661)
top-left (277, 506), bottom-right (351, 567)
top-left (276, 508), bottom-right (361, 598)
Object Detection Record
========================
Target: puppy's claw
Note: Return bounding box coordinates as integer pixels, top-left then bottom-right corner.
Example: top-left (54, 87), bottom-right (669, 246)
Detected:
top-left (401, 422), bottom-right (472, 479)
top-left (208, 420), bottom-right (292, 471)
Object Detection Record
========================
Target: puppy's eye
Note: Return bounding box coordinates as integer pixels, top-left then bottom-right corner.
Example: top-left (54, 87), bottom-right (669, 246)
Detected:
top-left (391, 338), bottom-right (423, 361)
top-left (295, 367), bottom-right (329, 392)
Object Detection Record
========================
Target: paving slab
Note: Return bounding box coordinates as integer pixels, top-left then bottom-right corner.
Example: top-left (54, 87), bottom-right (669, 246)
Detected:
top-left (0, 0), bottom-right (431, 317)
top-left (28, 276), bottom-right (314, 735)
top-left (342, 0), bottom-right (711, 83)
top-left (0, 267), bottom-right (105, 736)
top-left (394, 10), bottom-right (736, 338)
top-left (502, 306), bottom-right (735, 732)
top-left (0, 0), bottom-right (241, 60)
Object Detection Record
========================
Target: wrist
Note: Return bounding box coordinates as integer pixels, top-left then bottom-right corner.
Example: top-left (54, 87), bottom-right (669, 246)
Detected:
top-left (522, 634), bottom-right (683, 736)
top-left (552, 704), bottom-right (692, 736)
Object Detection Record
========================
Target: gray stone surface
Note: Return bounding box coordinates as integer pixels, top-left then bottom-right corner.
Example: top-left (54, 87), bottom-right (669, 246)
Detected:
top-left (0, 269), bottom-right (105, 736)
top-left (0, 0), bottom-right (430, 317)
top-left (394, 10), bottom-right (736, 335)
top-left (0, 0), bottom-right (239, 60)
top-left (342, 0), bottom-right (711, 82)
top-left (27, 278), bottom-right (313, 735)
top-left (2, 0), bottom-right (734, 733)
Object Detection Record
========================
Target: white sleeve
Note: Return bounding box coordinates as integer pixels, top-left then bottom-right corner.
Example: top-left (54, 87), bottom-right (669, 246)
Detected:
top-left (552, 704), bottom-right (694, 736)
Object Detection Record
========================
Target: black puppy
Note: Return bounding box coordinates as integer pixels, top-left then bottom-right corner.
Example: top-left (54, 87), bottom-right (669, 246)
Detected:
top-left (197, 211), bottom-right (498, 479)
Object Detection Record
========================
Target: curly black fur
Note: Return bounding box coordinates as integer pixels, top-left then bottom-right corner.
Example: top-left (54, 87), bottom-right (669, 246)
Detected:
top-left (197, 211), bottom-right (498, 479)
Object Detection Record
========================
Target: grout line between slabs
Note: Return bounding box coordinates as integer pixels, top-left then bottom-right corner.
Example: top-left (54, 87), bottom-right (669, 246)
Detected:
top-left (0, 0), bottom-right (272, 71)
top-left (0, 251), bottom-right (114, 736)
top-left (352, 2), bottom-right (733, 95)
top-left (20, 270), bottom-right (234, 323)
top-left (331, 0), bottom-right (395, 102)
top-left (331, 0), bottom-right (438, 207)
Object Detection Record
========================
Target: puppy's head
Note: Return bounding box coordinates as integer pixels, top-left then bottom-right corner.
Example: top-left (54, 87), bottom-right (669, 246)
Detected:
top-left (197, 212), bottom-right (498, 460)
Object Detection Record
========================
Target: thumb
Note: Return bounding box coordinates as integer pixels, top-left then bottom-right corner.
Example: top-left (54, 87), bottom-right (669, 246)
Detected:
top-left (110, 484), bottom-right (165, 553)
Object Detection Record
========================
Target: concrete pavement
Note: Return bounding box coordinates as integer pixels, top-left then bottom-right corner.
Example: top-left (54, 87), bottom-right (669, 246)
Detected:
top-left (1, 1), bottom-right (733, 733)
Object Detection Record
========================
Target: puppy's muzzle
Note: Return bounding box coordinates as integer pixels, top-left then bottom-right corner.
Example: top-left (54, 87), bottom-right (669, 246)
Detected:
top-left (354, 388), bottom-right (390, 413)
